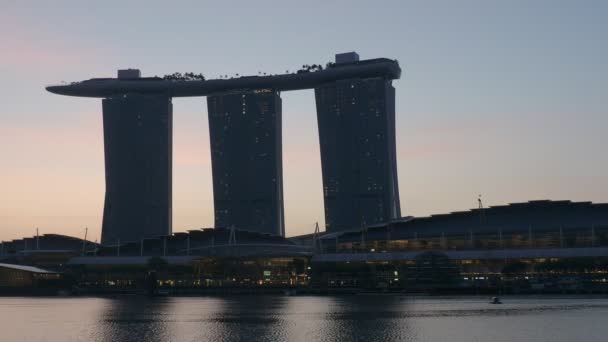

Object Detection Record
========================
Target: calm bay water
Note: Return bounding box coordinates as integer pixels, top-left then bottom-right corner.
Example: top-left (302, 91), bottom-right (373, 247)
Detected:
top-left (1, 295), bottom-right (607, 341)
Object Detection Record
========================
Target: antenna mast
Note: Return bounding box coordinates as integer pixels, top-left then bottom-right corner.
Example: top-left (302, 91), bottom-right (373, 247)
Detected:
top-left (478, 194), bottom-right (485, 224)
top-left (312, 222), bottom-right (320, 251)
top-left (82, 227), bottom-right (88, 256)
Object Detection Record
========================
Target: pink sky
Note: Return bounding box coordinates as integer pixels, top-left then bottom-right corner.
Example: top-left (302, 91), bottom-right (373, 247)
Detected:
top-left (1, 2), bottom-right (606, 242)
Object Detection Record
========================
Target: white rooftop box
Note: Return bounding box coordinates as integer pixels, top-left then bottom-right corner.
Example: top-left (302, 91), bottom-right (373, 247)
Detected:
top-left (335, 52), bottom-right (360, 64)
top-left (117, 69), bottom-right (141, 79)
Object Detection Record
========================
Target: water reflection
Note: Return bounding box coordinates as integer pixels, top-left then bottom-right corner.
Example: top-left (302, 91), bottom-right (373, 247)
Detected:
top-left (203, 296), bottom-right (290, 342)
top-left (313, 296), bottom-right (417, 342)
top-left (94, 295), bottom-right (414, 341)
top-left (96, 297), bottom-right (174, 342)
top-left (4, 296), bottom-right (608, 342)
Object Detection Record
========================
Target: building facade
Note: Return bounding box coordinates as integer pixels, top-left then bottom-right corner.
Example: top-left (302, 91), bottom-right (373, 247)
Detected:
top-left (47, 55), bottom-right (403, 241)
top-left (315, 74), bottom-right (401, 232)
top-left (207, 90), bottom-right (285, 236)
top-left (311, 200), bottom-right (608, 253)
top-left (101, 94), bottom-right (173, 244)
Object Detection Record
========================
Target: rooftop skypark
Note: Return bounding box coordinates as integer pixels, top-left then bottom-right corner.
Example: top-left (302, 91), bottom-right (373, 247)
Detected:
top-left (46, 57), bottom-right (401, 98)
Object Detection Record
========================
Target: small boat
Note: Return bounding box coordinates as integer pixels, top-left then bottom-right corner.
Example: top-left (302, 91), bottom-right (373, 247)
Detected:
top-left (490, 297), bottom-right (502, 304)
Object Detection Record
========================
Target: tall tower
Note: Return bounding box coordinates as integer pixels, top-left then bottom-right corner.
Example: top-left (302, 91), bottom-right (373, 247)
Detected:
top-left (315, 53), bottom-right (401, 232)
top-left (207, 90), bottom-right (285, 236)
top-left (101, 89), bottom-right (173, 244)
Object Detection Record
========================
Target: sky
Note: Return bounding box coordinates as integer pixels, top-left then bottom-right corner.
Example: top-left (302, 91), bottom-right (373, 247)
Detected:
top-left (0, 0), bottom-right (606, 241)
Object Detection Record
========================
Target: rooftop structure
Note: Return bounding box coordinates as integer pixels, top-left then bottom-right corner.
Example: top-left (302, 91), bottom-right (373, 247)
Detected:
top-left (93, 226), bottom-right (309, 258)
top-left (0, 234), bottom-right (97, 257)
top-left (46, 58), bottom-right (401, 98)
top-left (300, 200), bottom-right (608, 254)
top-left (335, 51), bottom-right (360, 64)
top-left (0, 263), bottom-right (59, 274)
top-left (117, 69), bottom-right (141, 79)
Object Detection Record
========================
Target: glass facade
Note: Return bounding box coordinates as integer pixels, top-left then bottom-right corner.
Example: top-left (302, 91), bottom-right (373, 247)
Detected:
top-left (70, 257), bottom-right (309, 291)
top-left (321, 226), bottom-right (608, 253)
top-left (101, 94), bottom-right (173, 245)
top-left (207, 90), bottom-right (285, 236)
top-left (315, 78), bottom-right (400, 232)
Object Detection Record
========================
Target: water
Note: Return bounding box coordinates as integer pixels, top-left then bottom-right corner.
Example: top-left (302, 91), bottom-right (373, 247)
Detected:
top-left (1, 295), bottom-right (607, 341)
